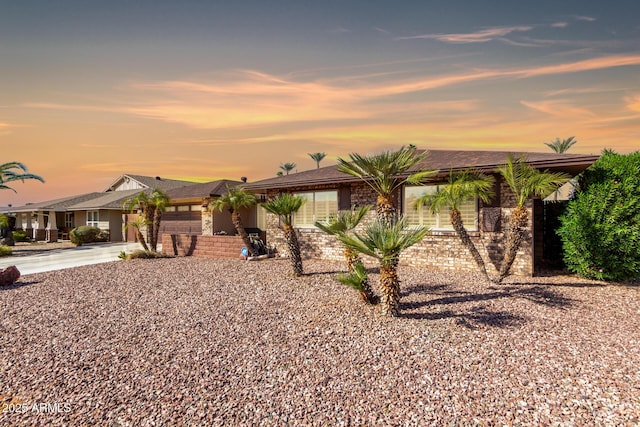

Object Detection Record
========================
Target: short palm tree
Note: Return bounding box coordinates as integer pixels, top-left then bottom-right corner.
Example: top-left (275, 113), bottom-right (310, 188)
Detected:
top-left (210, 185), bottom-right (258, 256)
top-left (261, 193), bottom-right (306, 276)
top-left (337, 216), bottom-right (429, 317)
top-left (315, 205), bottom-right (379, 304)
top-left (123, 216), bottom-right (150, 251)
top-left (0, 162), bottom-right (44, 192)
top-left (496, 155), bottom-right (570, 282)
top-left (279, 162), bottom-right (296, 175)
top-left (308, 152), bottom-right (326, 169)
top-left (545, 136), bottom-right (577, 153)
top-left (417, 169), bottom-right (495, 282)
top-left (148, 189), bottom-right (170, 251)
top-left (337, 146), bottom-right (435, 224)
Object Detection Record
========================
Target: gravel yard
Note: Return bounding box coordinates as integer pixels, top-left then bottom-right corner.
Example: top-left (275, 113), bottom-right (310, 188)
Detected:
top-left (1, 257), bottom-right (639, 426)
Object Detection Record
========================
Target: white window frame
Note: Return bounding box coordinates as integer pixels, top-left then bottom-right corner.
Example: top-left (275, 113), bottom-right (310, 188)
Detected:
top-left (403, 185), bottom-right (478, 231)
top-left (86, 210), bottom-right (100, 227)
top-left (65, 212), bottom-right (74, 228)
top-left (293, 190), bottom-right (339, 228)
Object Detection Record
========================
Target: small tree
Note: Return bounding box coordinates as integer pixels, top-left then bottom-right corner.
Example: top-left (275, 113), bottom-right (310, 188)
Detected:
top-left (123, 217), bottom-right (150, 251)
top-left (337, 146), bottom-right (435, 224)
top-left (496, 156), bottom-right (569, 282)
top-left (210, 186), bottom-right (258, 256)
top-left (123, 188), bottom-right (169, 252)
top-left (545, 136), bottom-right (577, 153)
top-left (149, 189), bottom-right (170, 252)
top-left (315, 205), bottom-right (379, 304)
top-left (261, 193), bottom-right (306, 276)
top-left (308, 152), bottom-right (326, 169)
top-left (279, 162), bottom-right (296, 175)
top-left (416, 169), bottom-right (495, 282)
top-left (0, 162), bottom-right (44, 192)
top-left (337, 216), bottom-right (429, 317)
top-left (558, 150), bottom-right (640, 281)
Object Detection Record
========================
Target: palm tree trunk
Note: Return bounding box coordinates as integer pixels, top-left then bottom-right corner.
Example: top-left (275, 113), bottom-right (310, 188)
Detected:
top-left (151, 208), bottom-right (162, 252)
top-left (450, 209), bottom-right (490, 282)
top-left (232, 210), bottom-right (257, 256)
top-left (145, 207), bottom-right (155, 250)
top-left (498, 206), bottom-right (529, 283)
top-left (376, 194), bottom-right (396, 224)
top-left (136, 229), bottom-right (149, 251)
top-left (379, 262), bottom-right (400, 316)
top-left (283, 224), bottom-right (304, 276)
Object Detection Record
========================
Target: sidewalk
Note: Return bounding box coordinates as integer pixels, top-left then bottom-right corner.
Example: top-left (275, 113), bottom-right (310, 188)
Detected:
top-left (0, 242), bottom-right (143, 275)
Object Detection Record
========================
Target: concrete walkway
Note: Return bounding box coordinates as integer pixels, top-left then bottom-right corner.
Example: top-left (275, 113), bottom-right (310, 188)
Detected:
top-left (0, 242), bottom-right (142, 275)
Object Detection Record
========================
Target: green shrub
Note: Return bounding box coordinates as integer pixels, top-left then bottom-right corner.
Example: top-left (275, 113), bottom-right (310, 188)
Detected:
top-left (69, 226), bottom-right (108, 246)
top-left (125, 249), bottom-right (170, 260)
top-left (0, 245), bottom-right (12, 257)
top-left (12, 230), bottom-right (29, 242)
top-left (558, 150), bottom-right (640, 281)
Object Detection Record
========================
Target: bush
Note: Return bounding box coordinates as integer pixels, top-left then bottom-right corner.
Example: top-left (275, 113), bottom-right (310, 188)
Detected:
top-left (69, 226), bottom-right (108, 246)
top-left (12, 230), bottom-right (30, 242)
top-left (558, 150), bottom-right (640, 281)
top-left (0, 245), bottom-right (12, 257)
top-left (125, 249), bottom-right (171, 260)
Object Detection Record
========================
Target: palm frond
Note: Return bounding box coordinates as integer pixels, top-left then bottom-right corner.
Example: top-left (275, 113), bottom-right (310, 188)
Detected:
top-left (210, 185), bottom-right (257, 212)
top-left (314, 205), bottom-right (371, 236)
top-left (336, 262), bottom-right (368, 292)
top-left (261, 193), bottom-right (306, 226)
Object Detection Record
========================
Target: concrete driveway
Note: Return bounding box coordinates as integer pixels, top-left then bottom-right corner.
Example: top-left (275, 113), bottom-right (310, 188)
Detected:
top-left (0, 242), bottom-right (143, 275)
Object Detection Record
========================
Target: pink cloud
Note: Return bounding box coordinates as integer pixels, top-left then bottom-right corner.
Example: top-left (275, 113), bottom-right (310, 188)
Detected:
top-left (397, 26), bottom-right (533, 43)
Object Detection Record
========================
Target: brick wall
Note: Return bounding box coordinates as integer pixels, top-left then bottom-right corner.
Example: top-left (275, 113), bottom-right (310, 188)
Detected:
top-left (262, 178), bottom-right (536, 276)
top-left (161, 234), bottom-right (245, 259)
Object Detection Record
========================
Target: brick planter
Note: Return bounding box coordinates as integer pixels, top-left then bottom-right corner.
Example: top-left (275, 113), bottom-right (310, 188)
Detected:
top-left (162, 234), bottom-right (246, 259)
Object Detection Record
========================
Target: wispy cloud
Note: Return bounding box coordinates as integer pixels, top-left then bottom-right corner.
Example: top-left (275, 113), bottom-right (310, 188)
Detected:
top-left (396, 26), bottom-right (533, 43)
top-left (520, 100), bottom-right (597, 119)
top-left (573, 15), bottom-right (597, 22)
top-left (626, 94), bottom-right (640, 112)
top-left (551, 22), bottom-right (569, 28)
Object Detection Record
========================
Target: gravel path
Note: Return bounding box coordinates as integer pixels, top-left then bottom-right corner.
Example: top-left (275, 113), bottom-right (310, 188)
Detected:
top-left (1, 257), bottom-right (639, 426)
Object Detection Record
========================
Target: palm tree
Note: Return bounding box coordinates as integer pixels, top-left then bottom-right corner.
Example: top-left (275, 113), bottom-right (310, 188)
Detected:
top-left (276, 171), bottom-right (284, 177)
top-left (261, 193), bottom-right (306, 276)
top-left (496, 155), bottom-right (570, 282)
top-left (123, 188), bottom-right (170, 252)
top-left (417, 169), bottom-right (495, 282)
top-left (545, 136), bottom-right (577, 153)
top-left (123, 216), bottom-right (150, 251)
top-left (279, 162), bottom-right (296, 175)
top-left (0, 162), bottom-right (44, 192)
top-left (315, 205), bottom-right (379, 304)
top-left (337, 146), bottom-right (435, 224)
top-left (210, 185), bottom-right (258, 256)
top-left (308, 152), bottom-right (326, 169)
top-left (337, 216), bottom-right (429, 316)
top-left (148, 189), bottom-right (170, 252)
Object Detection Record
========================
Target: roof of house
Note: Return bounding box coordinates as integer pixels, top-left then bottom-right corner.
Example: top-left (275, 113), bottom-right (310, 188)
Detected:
top-left (5, 192), bottom-right (104, 213)
top-left (165, 179), bottom-right (243, 200)
top-left (66, 189), bottom-right (148, 211)
top-left (105, 174), bottom-right (198, 192)
top-left (243, 149), bottom-right (600, 191)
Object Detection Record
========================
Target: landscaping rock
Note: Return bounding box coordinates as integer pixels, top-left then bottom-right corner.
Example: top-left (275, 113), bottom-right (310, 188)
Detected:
top-left (0, 265), bottom-right (20, 286)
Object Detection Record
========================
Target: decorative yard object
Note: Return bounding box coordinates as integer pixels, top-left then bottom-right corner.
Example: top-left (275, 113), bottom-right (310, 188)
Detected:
top-left (0, 265), bottom-right (20, 286)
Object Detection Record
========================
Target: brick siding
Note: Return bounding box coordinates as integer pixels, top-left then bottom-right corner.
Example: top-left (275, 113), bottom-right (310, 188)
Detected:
top-left (161, 234), bottom-right (245, 259)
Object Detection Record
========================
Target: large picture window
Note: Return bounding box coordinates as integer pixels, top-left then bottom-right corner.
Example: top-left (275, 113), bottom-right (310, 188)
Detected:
top-left (293, 191), bottom-right (338, 227)
top-left (404, 186), bottom-right (478, 231)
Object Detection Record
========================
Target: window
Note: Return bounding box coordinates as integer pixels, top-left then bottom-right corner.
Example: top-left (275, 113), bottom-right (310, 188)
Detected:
top-left (404, 186), bottom-right (478, 231)
top-left (293, 191), bottom-right (338, 227)
top-left (256, 204), bottom-right (266, 230)
top-left (87, 211), bottom-right (100, 227)
top-left (65, 212), bottom-right (74, 228)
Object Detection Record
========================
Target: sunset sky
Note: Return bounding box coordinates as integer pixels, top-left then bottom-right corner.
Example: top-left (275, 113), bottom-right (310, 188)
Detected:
top-left (2, 0), bottom-right (639, 205)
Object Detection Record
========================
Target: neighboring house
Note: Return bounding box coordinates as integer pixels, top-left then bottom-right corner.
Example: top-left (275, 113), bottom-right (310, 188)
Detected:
top-left (243, 149), bottom-right (600, 276)
top-left (4, 174), bottom-right (197, 242)
top-left (162, 179), bottom-right (247, 237)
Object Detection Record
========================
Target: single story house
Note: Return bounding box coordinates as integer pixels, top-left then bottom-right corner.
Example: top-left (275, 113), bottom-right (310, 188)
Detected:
top-left (4, 174), bottom-right (198, 242)
top-left (242, 149), bottom-right (600, 276)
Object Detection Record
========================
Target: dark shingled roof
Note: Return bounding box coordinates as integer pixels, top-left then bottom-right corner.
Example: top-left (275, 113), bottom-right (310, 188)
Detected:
top-left (5, 192), bottom-right (104, 213)
top-left (105, 174), bottom-right (198, 192)
top-left (243, 149), bottom-right (600, 191)
top-left (165, 180), bottom-right (243, 199)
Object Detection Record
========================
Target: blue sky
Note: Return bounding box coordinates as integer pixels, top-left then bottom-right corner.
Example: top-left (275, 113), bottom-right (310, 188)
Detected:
top-left (1, 0), bottom-right (639, 204)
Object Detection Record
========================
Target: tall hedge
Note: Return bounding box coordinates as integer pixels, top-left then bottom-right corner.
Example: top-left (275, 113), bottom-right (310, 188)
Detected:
top-left (558, 150), bottom-right (640, 281)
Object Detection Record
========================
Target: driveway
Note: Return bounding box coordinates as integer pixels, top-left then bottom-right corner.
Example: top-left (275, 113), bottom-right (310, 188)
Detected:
top-left (0, 242), bottom-right (143, 275)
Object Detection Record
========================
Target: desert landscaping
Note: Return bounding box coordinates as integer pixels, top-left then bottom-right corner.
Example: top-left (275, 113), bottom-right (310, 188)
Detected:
top-left (1, 257), bottom-right (638, 426)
